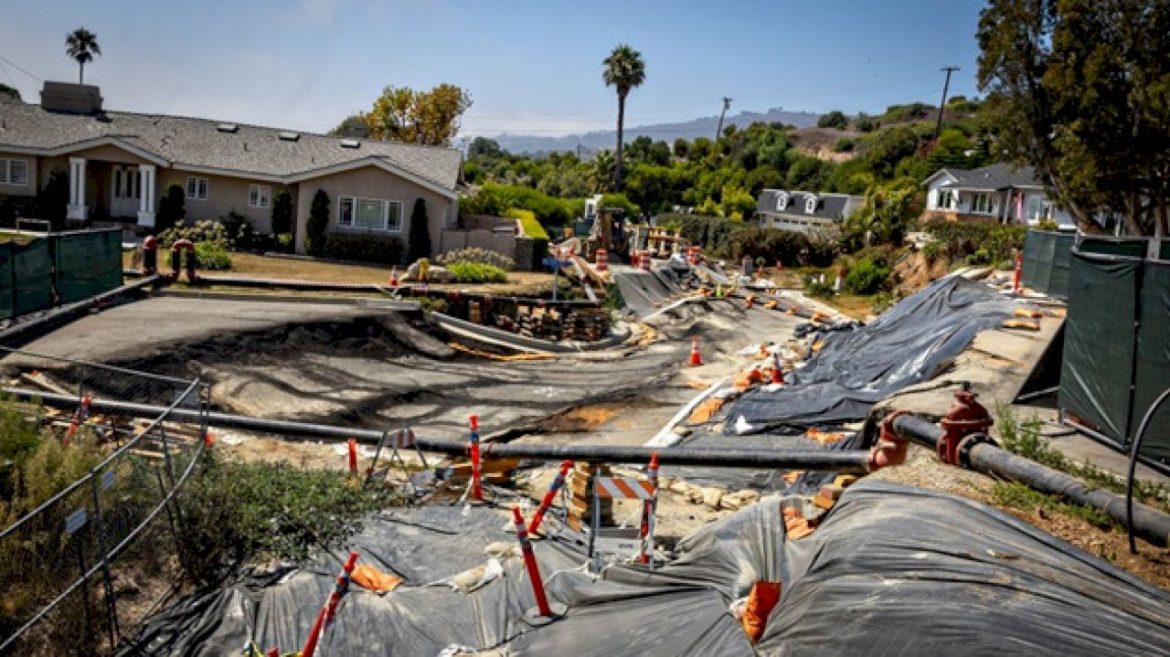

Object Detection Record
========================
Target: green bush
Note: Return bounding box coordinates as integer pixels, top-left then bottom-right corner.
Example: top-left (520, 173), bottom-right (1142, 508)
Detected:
top-left (35, 170), bottom-right (69, 230)
top-left (156, 183), bottom-right (185, 233)
top-left (505, 207), bottom-right (550, 240)
top-left (667, 213), bottom-right (750, 257)
top-left (435, 247), bottom-right (514, 271)
top-left (194, 242), bottom-right (232, 270)
top-left (408, 198), bottom-right (431, 263)
top-left (447, 261), bottom-right (508, 283)
top-left (833, 138), bottom-right (855, 153)
top-left (178, 454), bottom-right (403, 585)
top-left (923, 220), bottom-right (1025, 264)
top-left (322, 233), bottom-right (405, 264)
top-left (270, 188), bottom-right (294, 237)
top-left (803, 275), bottom-right (835, 298)
top-left (306, 189), bottom-right (330, 256)
top-left (220, 211), bottom-right (256, 250)
top-left (728, 227), bottom-right (809, 265)
top-left (872, 291), bottom-right (895, 314)
top-left (844, 258), bottom-right (890, 295)
top-left (157, 219), bottom-right (230, 249)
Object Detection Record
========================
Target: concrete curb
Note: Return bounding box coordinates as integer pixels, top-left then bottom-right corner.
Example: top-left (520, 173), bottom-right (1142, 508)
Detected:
top-left (154, 288), bottom-right (421, 310)
top-left (0, 276), bottom-right (160, 347)
top-left (432, 312), bottom-right (631, 354)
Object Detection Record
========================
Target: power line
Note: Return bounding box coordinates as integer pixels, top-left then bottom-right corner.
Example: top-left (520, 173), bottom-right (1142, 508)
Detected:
top-left (0, 55), bottom-right (43, 83)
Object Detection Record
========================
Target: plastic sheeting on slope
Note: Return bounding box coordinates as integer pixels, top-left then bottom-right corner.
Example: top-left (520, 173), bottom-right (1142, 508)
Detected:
top-left (726, 276), bottom-right (1016, 434)
top-left (613, 267), bottom-right (689, 317)
top-left (757, 481), bottom-right (1170, 656)
top-left (122, 481), bottom-right (1170, 657)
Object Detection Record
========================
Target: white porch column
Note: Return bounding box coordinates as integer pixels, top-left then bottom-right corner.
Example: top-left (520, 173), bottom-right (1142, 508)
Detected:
top-left (137, 164), bottom-right (157, 227)
top-left (67, 157), bottom-right (88, 221)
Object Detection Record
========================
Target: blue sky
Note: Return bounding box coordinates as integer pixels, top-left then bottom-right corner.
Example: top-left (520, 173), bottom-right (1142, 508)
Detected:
top-left (0, 0), bottom-right (987, 139)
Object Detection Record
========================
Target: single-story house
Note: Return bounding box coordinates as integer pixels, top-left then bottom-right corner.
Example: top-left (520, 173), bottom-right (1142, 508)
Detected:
top-left (922, 163), bottom-right (1075, 229)
top-left (754, 189), bottom-right (864, 235)
top-left (0, 81), bottom-right (462, 255)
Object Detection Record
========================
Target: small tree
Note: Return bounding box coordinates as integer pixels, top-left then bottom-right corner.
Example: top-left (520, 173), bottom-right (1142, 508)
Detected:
top-left (817, 110), bottom-right (849, 130)
top-left (408, 198), bottom-right (431, 263)
top-left (156, 183), bottom-right (185, 233)
top-left (305, 189), bottom-right (330, 256)
top-left (271, 188), bottom-right (293, 238)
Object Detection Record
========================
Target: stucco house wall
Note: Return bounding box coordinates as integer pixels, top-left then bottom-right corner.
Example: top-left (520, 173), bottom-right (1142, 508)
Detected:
top-left (293, 165), bottom-right (455, 257)
top-left (156, 170), bottom-right (287, 234)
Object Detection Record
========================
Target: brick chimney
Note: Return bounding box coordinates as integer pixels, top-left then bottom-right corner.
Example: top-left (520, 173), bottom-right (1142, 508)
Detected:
top-left (40, 81), bottom-right (103, 115)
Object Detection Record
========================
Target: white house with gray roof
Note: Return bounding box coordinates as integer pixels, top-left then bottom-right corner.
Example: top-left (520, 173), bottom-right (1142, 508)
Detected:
top-left (922, 163), bottom-right (1075, 229)
top-left (755, 189), bottom-right (864, 235)
top-left (0, 82), bottom-right (463, 255)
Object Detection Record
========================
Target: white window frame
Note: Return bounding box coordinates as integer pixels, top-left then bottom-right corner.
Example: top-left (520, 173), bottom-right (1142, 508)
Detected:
top-left (186, 176), bottom-right (209, 201)
top-left (972, 192), bottom-right (994, 215)
top-left (776, 192), bottom-right (788, 211)
top-left (936, 189), bottom-right (956, 210)
top-left (337, 195), bottom-right (403, 233)
top-left (805, 196), bottom-right (817, 214)
top-left (0, 158), bottom-right (30, 186)
top-left (248, 184), bottom-right (271, 209)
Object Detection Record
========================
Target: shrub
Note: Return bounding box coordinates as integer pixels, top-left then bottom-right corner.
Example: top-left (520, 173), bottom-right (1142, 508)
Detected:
top-left (844, 258), bottom-right (890, 295)
top-left (922, 220), bottom-right (1025, 264)
top-left (804, 233), bottom-right (838, 267)
top-left (803, 275), bottom-right (835, 298)
top-left (817, 110), bottom-right (849, 130)
top-left (157, 219), bottom-right (230, 249)
top-left (728, 227), bottom-right (809, 265)
top-left (35, 170), bottom-right (70, 230)
top-left (833, 138), bottom-right (855, 153)
top-left (194, 241), bottom-right (232, 270)
top-left (872, 291), bottom-right (895, 314)
top-left (505, 208), bottom-right (550, 240)
top-left (305, 189), bottom-right (330, 256)
top-left (408, 198), bottom-right (431, 263)
top-left (270, 188), bottom-right (293, 237)
top-left (220, 211), bottom-right (256, 250)
top-left (322, 233), bottom-right (405, 264)
top-left (156, 183), bottom-right (185, 233)
top-left (446, 261), bottom-right (508, 284)
top-left (435, 247), bottom-right (514, 271)
top-left (667, 213), bottom-right (751, 257)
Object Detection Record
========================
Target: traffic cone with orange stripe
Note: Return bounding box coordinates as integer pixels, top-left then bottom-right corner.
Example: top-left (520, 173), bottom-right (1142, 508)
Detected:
top-left (388, 267), bottom-right (399, 288)
top-left (689, 336), bottom-right (702, 366)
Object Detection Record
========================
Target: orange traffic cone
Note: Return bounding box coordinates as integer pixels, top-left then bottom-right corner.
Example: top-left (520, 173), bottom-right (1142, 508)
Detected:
top-left (689, 336), bottom-right (702, 366)
top-left (389, 267), bottom-right (399, 287)
top-left (770, 353), bottom-right (785, 385)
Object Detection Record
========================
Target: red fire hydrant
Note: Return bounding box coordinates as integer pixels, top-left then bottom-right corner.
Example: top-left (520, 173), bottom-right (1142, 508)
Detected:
top-left (937, 386), bottom-right (993, 466)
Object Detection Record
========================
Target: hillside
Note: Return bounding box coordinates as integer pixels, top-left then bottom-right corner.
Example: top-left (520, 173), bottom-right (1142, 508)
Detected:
top-left (491, 107), bottom-right (820, 155)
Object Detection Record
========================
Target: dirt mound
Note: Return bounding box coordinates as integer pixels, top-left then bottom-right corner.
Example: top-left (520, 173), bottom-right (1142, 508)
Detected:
top-left (892, 250), bottom-right (952, 296)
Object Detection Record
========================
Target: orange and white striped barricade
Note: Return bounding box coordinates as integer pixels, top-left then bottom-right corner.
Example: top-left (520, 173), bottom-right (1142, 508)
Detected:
top-left (588, 474), bottom-right (658, 570)
top-left (365, 427), bottom-right (424, 486)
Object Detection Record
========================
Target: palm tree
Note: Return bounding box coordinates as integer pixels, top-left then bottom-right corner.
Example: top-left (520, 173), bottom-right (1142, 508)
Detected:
top-left (66, 28), bottom-right (101, 84)
top-left (602, 44), bottom-right (645, 191)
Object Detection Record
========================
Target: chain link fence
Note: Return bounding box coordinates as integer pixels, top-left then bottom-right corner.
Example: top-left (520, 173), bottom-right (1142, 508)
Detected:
top-left (0, 346), bottom-right (209, 655)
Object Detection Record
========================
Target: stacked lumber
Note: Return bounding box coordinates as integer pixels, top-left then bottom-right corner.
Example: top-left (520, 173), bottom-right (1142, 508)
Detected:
top-left (565, 462), bottom-right (614, 532)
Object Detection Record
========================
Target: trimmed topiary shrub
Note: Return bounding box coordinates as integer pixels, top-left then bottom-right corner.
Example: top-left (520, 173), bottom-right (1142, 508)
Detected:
top-left (156, 183), bottom-right (185, 233)
top-left (408, 198), bottom-right (431, 263)
top-left (435, 247), bottom-right (515, 271)
top-left (305, 189), bottom-right (329, 256)
top-left (194, 242), bottom-right (232, 270)
top-left (271, 188), bottom-right (293, 238)
top-left (322, 233), bottom-right (405, 264)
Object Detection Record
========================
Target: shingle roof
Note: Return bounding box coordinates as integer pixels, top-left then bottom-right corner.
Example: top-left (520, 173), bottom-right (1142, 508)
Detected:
top-left (0, 99), bottom-right (462, 191)
top-left (937, 163), bottom-right (1041, 191)
top-left (756, 189), bottom-right (864, 221)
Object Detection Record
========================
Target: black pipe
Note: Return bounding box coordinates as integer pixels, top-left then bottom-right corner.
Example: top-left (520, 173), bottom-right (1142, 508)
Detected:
top-left (888, 411), bottom-right (1170, 547)
top-left (3, 388), bottom-right (872, 472)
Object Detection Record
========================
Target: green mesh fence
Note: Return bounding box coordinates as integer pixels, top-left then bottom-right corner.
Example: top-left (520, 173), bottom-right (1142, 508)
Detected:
top-left (1132, 259), bottom-right (1170, 460)
top-left (1, 238), bottom-right (54, 320)
top-left (1021, 230), bottom-right (1075, 298)
top-left (54, 229), bottom-right (124, 304)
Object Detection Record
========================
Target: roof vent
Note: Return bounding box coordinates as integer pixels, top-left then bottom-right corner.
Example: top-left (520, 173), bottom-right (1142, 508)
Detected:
top-left (216, 123), bottom-right (238, 133)
top-left (278, 131), bottom-right (300, 142)
top-left (339, 139), bottom-right (360, 149)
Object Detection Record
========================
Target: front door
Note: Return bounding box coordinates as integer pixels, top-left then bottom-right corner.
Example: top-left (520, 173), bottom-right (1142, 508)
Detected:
top-left (111, 166), bottom-right (140, 218)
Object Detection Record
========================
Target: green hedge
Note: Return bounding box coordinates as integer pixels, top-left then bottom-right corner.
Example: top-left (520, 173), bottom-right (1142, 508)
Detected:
top-left (923, 219), bottom-right (1026, 265)
top-left (727, 227), bottom-right (809, 265)
top-left (505, 208), bottom-right (550, 240)
top-left (447, 261), bottom-right (508, 283)
top-left (322, 233), bottom-right (405, 265)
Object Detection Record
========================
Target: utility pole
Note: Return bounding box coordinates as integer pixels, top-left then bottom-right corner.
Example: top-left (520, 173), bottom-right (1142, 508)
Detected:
top-left (715, 97), bottom-right (732, 141)
top-left (935, 66), bottom-right (960, 141)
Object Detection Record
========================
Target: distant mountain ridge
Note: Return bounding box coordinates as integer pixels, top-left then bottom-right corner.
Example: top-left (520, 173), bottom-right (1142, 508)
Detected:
top-left (489, 107), bottom-right (821, 155)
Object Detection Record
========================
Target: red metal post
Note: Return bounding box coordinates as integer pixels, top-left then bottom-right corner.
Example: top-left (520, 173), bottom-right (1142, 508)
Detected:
top-left (347, 437), bottom-right (357, 475)
top-left (300, 550), bottom-right (359, 657)
top-left (469, 415), bottom-right (482, 501)
top-left (1012, 250), bottom-right (1023, 294)
top-left (511, 505), bottom-right (553, 617)
top-left (529, 460), bottom-right (573, 535)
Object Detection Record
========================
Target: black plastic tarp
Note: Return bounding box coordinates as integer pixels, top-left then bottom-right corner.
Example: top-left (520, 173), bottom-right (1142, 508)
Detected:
top-left (726, 276), bottom-right (1015, 434)
top-left (1133, 259), bottom-right (1170, 459)
top-left (0, 238), bottom-right (53, 320)
top-left (123, 481), bottom-right (1170, 656)
top-left (614, 269), bottom-right (688, 317)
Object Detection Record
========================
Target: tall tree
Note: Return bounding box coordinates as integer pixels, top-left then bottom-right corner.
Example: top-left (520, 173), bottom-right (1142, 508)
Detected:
top-left (602, 44), bottom-right (646, 191)
top-left (362, 84), bottom-right (472, 146)
top-left (977, 0), bottom-right (1170, 235)
top-left (65, 28), bottom-right (101, 84)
